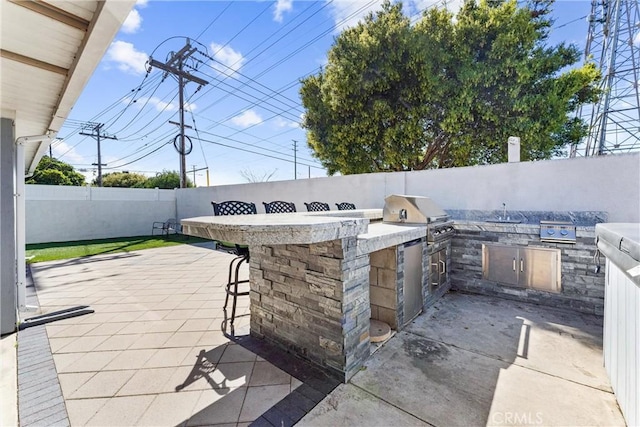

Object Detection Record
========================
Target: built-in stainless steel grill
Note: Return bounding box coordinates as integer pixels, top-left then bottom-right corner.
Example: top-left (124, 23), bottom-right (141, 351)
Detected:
top-left (382, 194), bottom-right (455, 242)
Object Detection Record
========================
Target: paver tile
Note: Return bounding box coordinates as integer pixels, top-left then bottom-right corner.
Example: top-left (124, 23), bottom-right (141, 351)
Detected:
top-left (55, 336), bottom-right (109, 354)
top-left (83, 322), bottom-right (129, 336)
top-left (178, 319), bottom-right (214, 332)
top-left (65, 397), bottom-right (108, 426)
top-left (85, 394), bottom-right (154, 426)
top-left (56, 350), bottom-right (121, 373)
top-left (136, 390), bottom-right (201, 426)
top-left (58, 372), bottom-right (95, 398)
top-left (218, 345), bottom-right (257, 363)
top-left (70, 370), bottom-right (136, 398)
top-left (92, 334), bottom-right (143, 351)
top-left (186, 388), bottom-right (247, 426)
top-left (162, 331), bottom-right (206, 348)
top-left (239, 384), bottom-right (291, 422)
top-left (249, 361), bottom-right (291, 387)
top-left (52, 352), bottom-right (84, 373)
top-left (210, 362), bottom-right (254, 390)
top-left (127, 332), bottom-right (172, 349)
top-left (117, 367), bottom-right (178, 396)
top-left (197, 331), bottom-right (231, 347)
top-left (143, 347), bottom-right (194, 368)
top-left (103, 349), bottom-right (157, 371)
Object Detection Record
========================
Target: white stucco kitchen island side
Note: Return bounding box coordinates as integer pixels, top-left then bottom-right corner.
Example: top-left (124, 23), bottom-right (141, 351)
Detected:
top-left (181, 209), bottom-right (427, 381)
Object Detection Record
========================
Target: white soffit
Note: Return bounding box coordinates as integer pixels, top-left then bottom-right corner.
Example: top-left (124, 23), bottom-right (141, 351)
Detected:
top-left (0, 0), bottom-right (136, 172)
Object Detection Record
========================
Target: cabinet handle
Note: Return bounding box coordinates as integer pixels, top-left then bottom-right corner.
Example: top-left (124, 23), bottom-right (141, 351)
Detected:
top-left (439, 260), bottom-right (446, 274)
top-left (513, 258), bottom-right (516, 271)
top-left (520, 258), bottom-right (524, 272)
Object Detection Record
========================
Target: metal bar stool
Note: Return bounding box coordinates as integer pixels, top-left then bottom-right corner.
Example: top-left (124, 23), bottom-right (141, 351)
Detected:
top-left (211, 201), bottom-right (257, 325)
top-left (336, 202), bottom-right (356, 210)
top-left (263, 200), bottom-right (296, 213)
top-left (304, 201), bottom-right (330, 212)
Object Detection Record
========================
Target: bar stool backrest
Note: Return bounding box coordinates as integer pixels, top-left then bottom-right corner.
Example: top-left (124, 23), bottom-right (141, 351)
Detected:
top-left (263, 200), bottom-right (297, 214)
top-left (336, 202), bottom-right (356, 210)
top-left (212, 200), bottom-right (257, 216)
top-left (304, 201), bottom-right (330, 212)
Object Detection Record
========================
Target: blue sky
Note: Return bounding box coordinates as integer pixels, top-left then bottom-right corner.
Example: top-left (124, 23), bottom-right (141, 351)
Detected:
top-left (53, 0), bottom-right (593, 187)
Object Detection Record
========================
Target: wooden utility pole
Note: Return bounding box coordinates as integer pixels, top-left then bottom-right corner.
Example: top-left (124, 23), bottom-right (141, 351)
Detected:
top-left (149, 40), bottom-right (208, 188)
top-left (80, 123), bottom-right (116, 187)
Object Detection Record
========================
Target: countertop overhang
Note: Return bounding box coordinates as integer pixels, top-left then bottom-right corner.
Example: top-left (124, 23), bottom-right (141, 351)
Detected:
top-left (181, 209), bottom-right (382, 246)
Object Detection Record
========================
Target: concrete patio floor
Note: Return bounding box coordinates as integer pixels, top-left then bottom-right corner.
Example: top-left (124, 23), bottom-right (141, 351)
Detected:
top-left (7, 242), bottom-right (626, 426)
top-left (300, 292), bottom-right (626, 426)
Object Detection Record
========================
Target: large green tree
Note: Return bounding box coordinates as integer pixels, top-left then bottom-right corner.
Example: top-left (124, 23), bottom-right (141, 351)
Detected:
top-left (96, 171), bottom-right (148, 188)
top-left (300, 0), bottom-right (600, 174)
top-left (144, 170), bottom-right (193, 189)
top-left (26, 156), bottom-right (86, 186)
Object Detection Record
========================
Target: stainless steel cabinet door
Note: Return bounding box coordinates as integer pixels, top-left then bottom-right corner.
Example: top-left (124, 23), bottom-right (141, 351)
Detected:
top-left (403, 240), bottom-right (423, 322)
top-left (482, 244), bottom-right (519, 286)
top-left (518, 247), bottom-right (561, 292)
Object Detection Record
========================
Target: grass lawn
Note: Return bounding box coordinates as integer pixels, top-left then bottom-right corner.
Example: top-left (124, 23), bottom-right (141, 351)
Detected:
top-left (26, 234), bottom-right (211, 263)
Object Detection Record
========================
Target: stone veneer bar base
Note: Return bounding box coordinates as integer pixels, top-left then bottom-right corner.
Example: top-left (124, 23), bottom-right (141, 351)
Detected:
top-left (249, 238), bottom-right (371, 382)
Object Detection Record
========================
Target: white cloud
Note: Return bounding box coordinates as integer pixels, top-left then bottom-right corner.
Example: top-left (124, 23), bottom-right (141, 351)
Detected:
top-left (327, 0), bottom-right (382, 33)
top-left (51, 140), bottom-right (85, 164)
top-left (121, 9), bottom-right (142, 34)
top-left (273, 117), bottom-right (299, 129)
top-left (209, 42), bottom-right (245, 75)
top-left (230, 110), bottom-right (263, 127)
top-left (148, 97), bottom-right (176, 112)
top-left (132, 97), bottom-right (197, 113)
top-left (326, 0), bottom-right (462, 33)
top-left (135, 0), bottom-right (149, 7)
top-left (274, 0), bottom-right (293, 22)
top-left (634, 31), bottom-right (640, 46)
top-left (106, 40), bottom-right (148, 75)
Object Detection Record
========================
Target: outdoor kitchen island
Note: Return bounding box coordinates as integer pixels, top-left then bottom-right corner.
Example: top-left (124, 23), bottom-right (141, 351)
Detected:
top-left (181, 205), bottom-right (445, 382)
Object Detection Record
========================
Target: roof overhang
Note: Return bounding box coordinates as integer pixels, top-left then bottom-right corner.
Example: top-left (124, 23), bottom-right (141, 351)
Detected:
top-left (1, 0), bottom-right (136, 173)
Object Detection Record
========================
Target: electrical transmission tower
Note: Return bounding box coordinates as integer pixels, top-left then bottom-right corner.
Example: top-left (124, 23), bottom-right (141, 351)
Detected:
top-left (80, 122), bottom-right (117, 187)
top-left (571, 0), bottom-right (640, 157)
top-left (149, 39), bottom-right (208, 188)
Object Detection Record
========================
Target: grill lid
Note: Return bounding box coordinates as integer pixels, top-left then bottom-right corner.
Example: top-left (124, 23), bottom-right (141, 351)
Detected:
top-left (382, 194), bottom-right (448, 224)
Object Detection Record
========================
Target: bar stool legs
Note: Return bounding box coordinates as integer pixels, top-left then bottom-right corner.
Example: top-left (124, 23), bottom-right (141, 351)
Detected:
top-left (223, 253), bottom-right (250, 325)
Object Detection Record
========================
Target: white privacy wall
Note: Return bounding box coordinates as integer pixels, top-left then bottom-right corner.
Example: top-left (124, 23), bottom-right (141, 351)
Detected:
top-left (176, 153), bottom-right (640, 222)
top-left (26, 153), bottom-right (639, 243)
top-left (25, 185), bottom-right (176, 244)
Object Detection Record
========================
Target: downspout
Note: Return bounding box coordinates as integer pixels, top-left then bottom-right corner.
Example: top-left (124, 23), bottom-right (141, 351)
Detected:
top-left (15, 134), bottom-right (52, 310)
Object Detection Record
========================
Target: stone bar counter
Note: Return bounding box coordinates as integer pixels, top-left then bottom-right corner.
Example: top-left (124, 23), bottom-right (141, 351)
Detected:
top-left (181, 209), bottom-right (426, 381)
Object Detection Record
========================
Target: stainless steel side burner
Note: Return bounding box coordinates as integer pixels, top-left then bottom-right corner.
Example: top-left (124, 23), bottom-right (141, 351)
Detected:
top-left (540, 221), bottom-right (576, 243)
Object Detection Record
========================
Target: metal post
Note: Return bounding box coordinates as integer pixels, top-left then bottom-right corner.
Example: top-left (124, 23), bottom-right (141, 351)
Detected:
top-left (293, 139), bottom-right (297, 180)
top-left (96, 124), bottom-right (103, 187)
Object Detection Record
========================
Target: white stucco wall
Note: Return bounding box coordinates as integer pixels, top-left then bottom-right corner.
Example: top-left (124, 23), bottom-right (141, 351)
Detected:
top-left (177, 153), bottom-right (640, 223)
top-left (26, 185), bottom-right (176, 244)
top-left (25, 153), bottom-right (639, 244)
